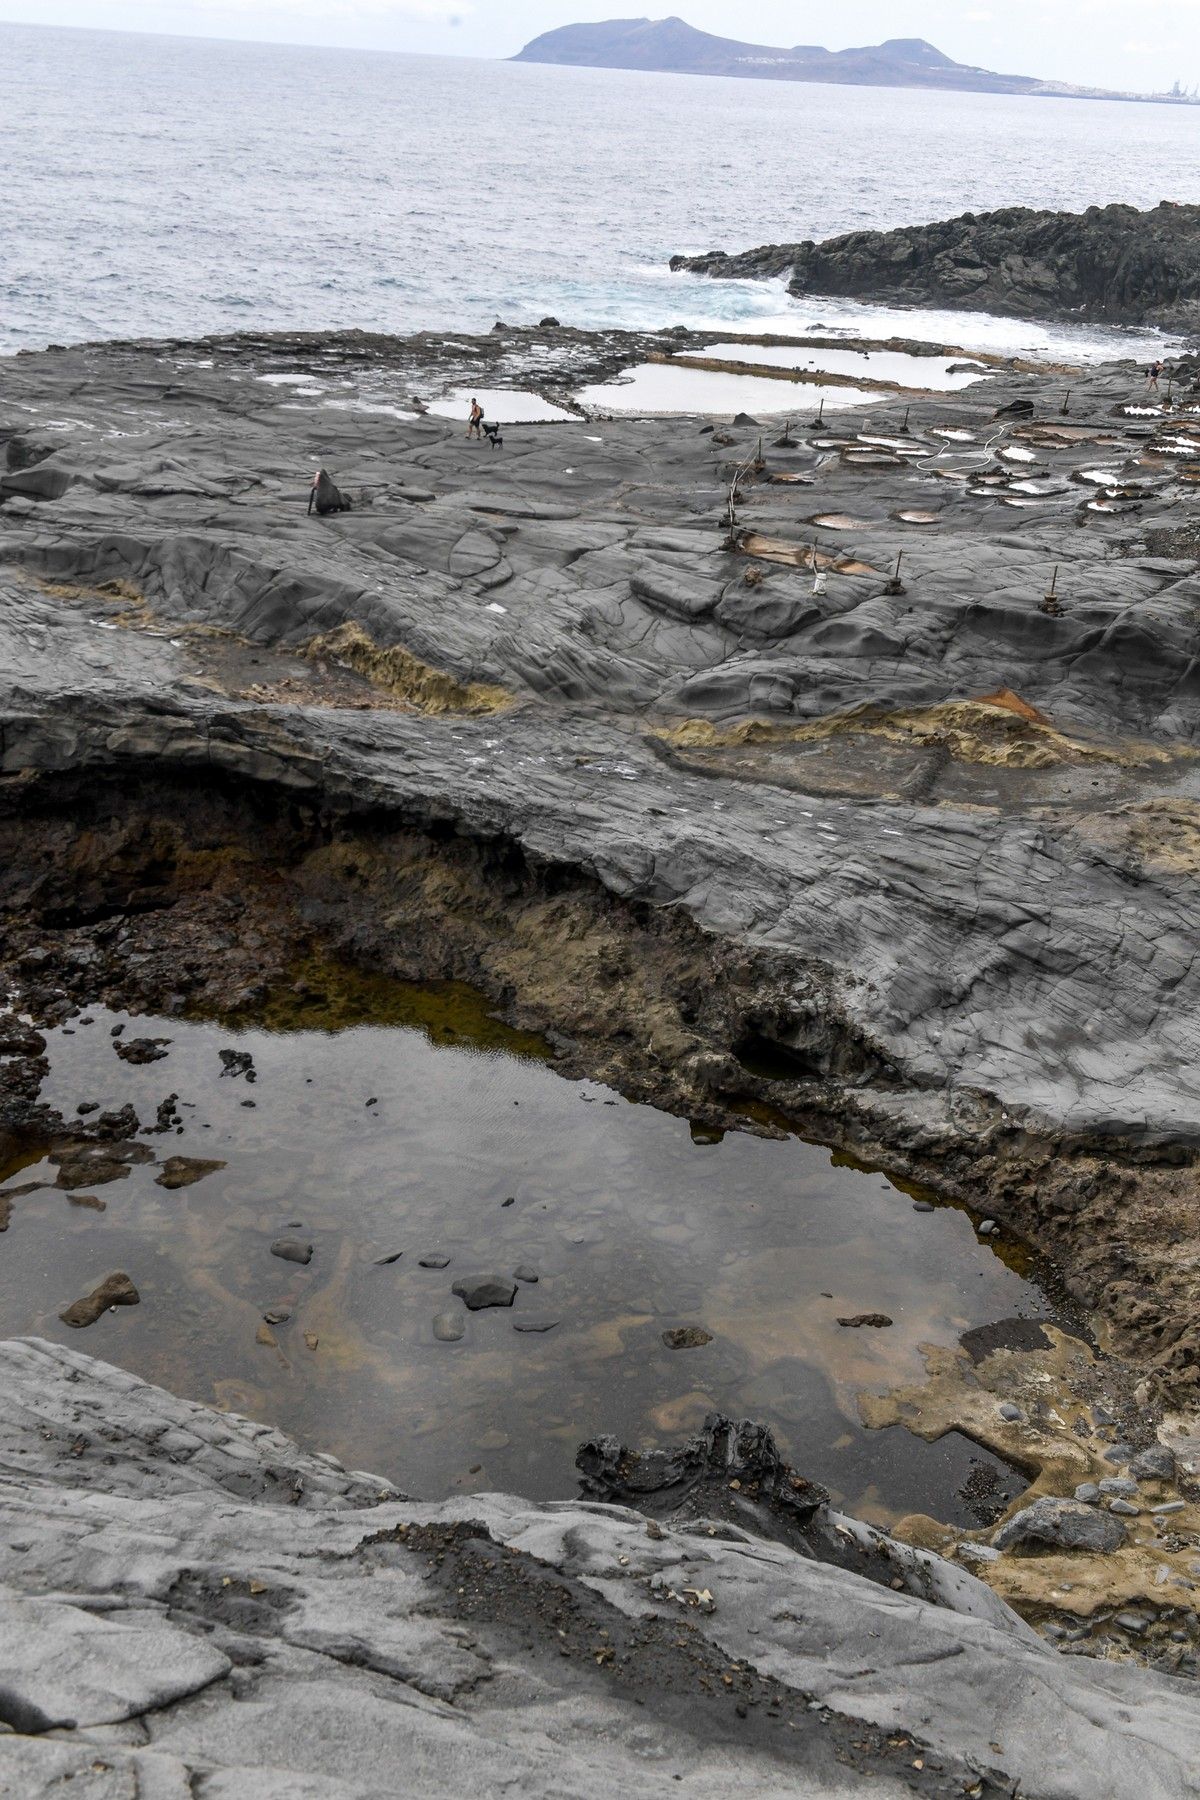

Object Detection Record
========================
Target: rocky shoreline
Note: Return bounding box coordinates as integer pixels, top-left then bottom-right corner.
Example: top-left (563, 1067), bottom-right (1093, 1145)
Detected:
top-left (3, 320), bottom-right (1200, 1782)
top-left (3, 1337), bottom-right (1200, 1798)
top-left (672, 201), bottom-right (1200, 333)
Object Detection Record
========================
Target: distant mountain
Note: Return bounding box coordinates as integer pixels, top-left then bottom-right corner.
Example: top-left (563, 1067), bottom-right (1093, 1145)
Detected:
top-left (512, 16), bottom-right (1188, 103)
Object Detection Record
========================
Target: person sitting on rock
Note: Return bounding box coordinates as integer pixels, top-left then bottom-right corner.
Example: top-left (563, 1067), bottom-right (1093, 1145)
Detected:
top-left (467, 398), bottom-right (483, 440)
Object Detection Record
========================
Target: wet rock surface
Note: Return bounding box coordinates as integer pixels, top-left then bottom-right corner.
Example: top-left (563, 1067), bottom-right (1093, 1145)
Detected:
top-left (1, 326), bottom-right (1200, 1406)
top-left (3, 1340), bottom-right (1200, 1798)
top-left (673, 200), bottom-right (1200, 330)
top-left (58, 1271), bottom-right (139, 1328)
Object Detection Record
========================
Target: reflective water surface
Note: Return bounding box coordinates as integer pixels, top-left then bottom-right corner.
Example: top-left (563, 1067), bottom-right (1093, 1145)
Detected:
top-left (1, 972), bottom-right (1071, 1524)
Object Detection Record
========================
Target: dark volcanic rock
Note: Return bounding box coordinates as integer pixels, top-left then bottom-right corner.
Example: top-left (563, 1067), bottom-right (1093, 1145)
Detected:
top-left (673, 202), bottom-right (1200, 331)
top-left (837, 1313), bottom-right (894, 1329)
top-left (59, 1271), bottom-right (140, 1328)
top-left (1130, 1444), bottom-right (1177, 1482)
top-left (114, 1035), bottom-right (171, 1065)
top-left (452, 1275), bottom-right (516, 1310)
top-left (993, 1497), bottom-right (1128, 1554)
top-left (577, 1414), bottom-right (840, 1557)
top-left (661, 1325), bottom-right (714, 1348)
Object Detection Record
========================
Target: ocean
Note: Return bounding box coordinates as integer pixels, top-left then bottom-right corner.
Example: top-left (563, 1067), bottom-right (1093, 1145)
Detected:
top-left (1, 20), bottom-right (1198, 358)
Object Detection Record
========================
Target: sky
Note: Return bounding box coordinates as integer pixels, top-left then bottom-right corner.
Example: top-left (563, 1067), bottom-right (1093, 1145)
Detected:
top-left (1, 0), bottom-right (1198, 92)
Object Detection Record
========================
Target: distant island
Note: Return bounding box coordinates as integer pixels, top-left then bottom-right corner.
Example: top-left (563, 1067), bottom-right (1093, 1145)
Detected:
top-left (512, 16), bottom-right (1197, 104)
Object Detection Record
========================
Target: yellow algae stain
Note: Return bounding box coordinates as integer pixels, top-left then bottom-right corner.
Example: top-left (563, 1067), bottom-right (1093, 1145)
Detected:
top-left (656, 696), bottom-right (1173, 772)
top-left (304, 621), bottom-right (511, 717)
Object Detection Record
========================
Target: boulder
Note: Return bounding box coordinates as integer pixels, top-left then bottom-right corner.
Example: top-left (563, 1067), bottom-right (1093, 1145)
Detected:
top-left (993, 1497), bottom-right (1127, 1555)
top-left (451, 1275), bottom-right (516, 1310)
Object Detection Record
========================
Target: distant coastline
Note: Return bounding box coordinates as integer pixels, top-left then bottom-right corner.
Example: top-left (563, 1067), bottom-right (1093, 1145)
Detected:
top-left (513, 16), bottom-right (1200, 106)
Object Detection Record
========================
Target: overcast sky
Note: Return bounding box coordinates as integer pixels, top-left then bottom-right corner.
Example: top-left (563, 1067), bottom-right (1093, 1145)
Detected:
top-left (2, 0), bottom-right (1198, 92)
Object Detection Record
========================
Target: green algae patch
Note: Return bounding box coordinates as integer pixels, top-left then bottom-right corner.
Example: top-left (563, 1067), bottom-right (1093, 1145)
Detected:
top-left (215, 953), bottom-right (551, 1060)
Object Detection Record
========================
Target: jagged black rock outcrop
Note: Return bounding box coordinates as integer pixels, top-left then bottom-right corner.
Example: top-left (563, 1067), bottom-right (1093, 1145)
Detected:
top-left (672, 202), bottom-right (1200, 331)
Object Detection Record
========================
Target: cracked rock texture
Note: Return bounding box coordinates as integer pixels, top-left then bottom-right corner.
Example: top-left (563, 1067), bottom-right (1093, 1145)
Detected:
top-left (1, 333), bottom-right (1199, 1149)
top-left (1, 1338), bottom-right (1200, 1797)
top-left (3, 329), bottom-right (1200, 1387)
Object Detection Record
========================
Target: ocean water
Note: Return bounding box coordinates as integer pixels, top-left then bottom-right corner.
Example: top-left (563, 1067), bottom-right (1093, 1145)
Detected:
top-left (2, 21), bottom-right (1198, 358)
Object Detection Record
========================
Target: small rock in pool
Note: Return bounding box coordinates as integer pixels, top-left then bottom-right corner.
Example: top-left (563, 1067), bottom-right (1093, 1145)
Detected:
top-left (662, 1326), bottom-right (713, 1349)
top-left (270, 1237), bottom-right (313, 1265)
top-left (978, 1219), bottom-right (998, 1236)
top-left (912, 1200), bottom-right (934, 1213)
top-left (115, 1036), bottom-right (171, 1065)
top-left (433, 1312), bottom-right (465, 1342)
top-left (452, 1276), bottom-right (517, 1310)
top-left (263, 1307), bottom-right (291, 1326)
top-left (59, 1271), bottom-right (140, 1329)
top-left (513, 1265), bottom-right (539, 1284)
top-left (998, 1403), bottom-right (1024, 1422)
top-left (374, 1252), bottom-right (403, 1265)
top-left (76, 1102), bottom-right (99, 1116)
top-left (219, 1048), bottom-right (256, 1081)
top-left (837, 1313), bottom-right (893, 1329)
top-left (419, 1254), bottom-right (451, 1269)
top-left (513, 1318), bottom-right (560, 1333)
top-left (155, 1156), bottom-right (227, 1190)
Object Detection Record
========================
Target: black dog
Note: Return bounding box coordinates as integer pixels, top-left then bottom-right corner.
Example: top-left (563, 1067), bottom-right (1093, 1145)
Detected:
top-left (482, 422), bottom-right (504, 451)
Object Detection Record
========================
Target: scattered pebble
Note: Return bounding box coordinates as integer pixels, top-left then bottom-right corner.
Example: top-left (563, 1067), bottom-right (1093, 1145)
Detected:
top-left (433, 1313), bottom-right (465, 1342)
top-left (661, 1326), bottom-right (713, 1349)
top-left (419, 1254), bottom-right (451, 1269)
top-left (998, 1403), bottom-right (1023, 1422)
top-left (270, 1237), bottom-right (313, 1265)
top-left (513, 1265), bottom-right (539, 1284)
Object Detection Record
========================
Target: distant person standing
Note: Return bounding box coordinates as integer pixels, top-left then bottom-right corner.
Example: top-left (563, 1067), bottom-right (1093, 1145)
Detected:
top-left (467, 398), bottom-right (483, 439)
top-left (1147, 360), bottom-right (1164, 391)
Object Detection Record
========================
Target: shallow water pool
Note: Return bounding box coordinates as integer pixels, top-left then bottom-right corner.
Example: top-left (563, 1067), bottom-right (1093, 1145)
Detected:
top-left (2, 972), bottom-right (1072, 1524)
top-left (578, 363), bottom-right (885, 417)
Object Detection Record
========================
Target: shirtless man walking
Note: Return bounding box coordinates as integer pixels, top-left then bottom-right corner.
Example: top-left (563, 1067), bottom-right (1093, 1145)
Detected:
top-left (467, 398), bottom-right (483, 439)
